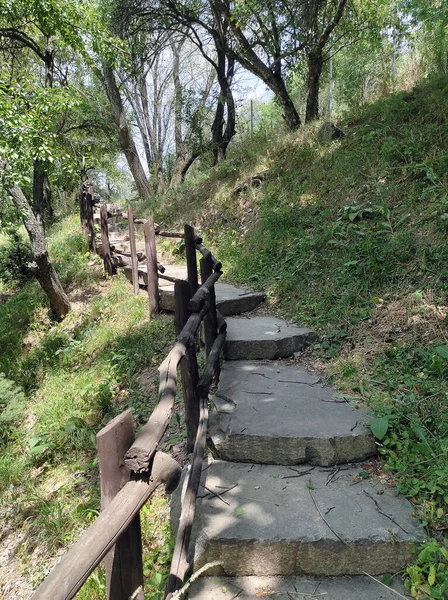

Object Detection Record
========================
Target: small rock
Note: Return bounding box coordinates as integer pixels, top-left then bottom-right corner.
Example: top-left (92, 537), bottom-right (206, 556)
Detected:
top-left (317, 122), bottom-right (345, 143)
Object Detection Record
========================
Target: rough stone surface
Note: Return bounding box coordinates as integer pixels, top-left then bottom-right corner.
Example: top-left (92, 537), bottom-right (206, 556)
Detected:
top-left (171, 460), bottom-right (424, 577)
top-left (317, 122), bottom-right (345, 142)
top-left (158, 280), bottom-right (265, 314)
top-left (123, 264), bottom-right (187, 294)
top-left (210, 361), bottom-right (377, 466)
top-left (188, 576), bottom-right (411, 599)
top-left (214, 283), bottom-right (265, 316)
top-left (123, 267), bottom-right (265, 314)
top-left (224, 317), bottom-right (317, 360)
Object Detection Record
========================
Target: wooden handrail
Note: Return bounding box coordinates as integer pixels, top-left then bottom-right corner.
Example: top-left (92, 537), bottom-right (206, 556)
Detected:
top-left (195, 242), bottom-right (222, 272)
top-left (31, 453), bottom-right (181, 600)
top-left (188, 270), bottom-right (222, 313)
top-left (166, 397), bottom-right (208, 596)
top-left (34, 215), bottom-right (227, 600)
top-left (124, 301), bottom-right (209, 473)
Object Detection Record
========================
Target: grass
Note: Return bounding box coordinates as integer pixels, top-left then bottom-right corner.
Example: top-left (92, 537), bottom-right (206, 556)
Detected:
top-left (0, 216), bottom-right (177, 597)
top-left (137, 74), bottom-right (448, 599)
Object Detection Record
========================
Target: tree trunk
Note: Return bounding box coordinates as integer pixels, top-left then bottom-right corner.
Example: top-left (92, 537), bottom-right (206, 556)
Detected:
top-left (305, 50), bottom-right (324, 123)
top-left (212, 51), bottom-right (236, 164)
top-left (33, 160), bottom-right (53, 224)
top-left (8, 182), bottom-right (70, 320)
top-left (269, 74), bottom-right (302, 130)
top-left (171, 39), bottom-right (184, 181)
top-left (102, 63), bottom-right (152, 200)
top-left (32, 35), bottom-right (55, 225)
top-left (170, 153), bottom-right (199, 188)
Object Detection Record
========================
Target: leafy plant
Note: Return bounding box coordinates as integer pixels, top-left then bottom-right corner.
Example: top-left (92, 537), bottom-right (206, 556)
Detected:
top-left (0, 232), bottom-right (33, 288)
top-left (406, 539), bottom-right (448, 599)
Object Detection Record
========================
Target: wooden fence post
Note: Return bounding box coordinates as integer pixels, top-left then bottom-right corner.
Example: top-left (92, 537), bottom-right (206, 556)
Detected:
top-left (127, 206), bottom-right (139, 294)
top-left (200, 253), bottom-right (218, 358)
top-left (86, 183), bottom-right (96, 253)
top-left (144, 217), bottom-right (159, 318)
top-left (175, 279), bottom-right (200, 452)
top-left (184, 224), bottom-right (198, 297)
top-left (96, 410), bottom-right (144, 600)
top-left (100, 204), bottom-right (114, 276)
top-left (79, 182), bottom-right (88, 236)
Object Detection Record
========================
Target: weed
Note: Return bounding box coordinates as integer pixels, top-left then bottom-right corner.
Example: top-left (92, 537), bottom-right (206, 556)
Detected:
top-left (406, 539), bottom-right (448, 599)
top-left (141, 495), bottom-right (174, 600)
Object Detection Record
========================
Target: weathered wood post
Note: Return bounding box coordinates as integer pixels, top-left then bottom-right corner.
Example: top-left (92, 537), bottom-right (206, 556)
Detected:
top-left (86, 183), bottom-right (96, 253)
top-left (100, 204), bottom-right (114, 276)
top-left (175, 279), bottom-right (200, 452)
top-left (79, 181), bottom-right (88, 235)
top-left (96, 410), bottom-right (144, 600)
top-left (184, 224), bottom-right (198, 297)
top-left (127, 206), bottom-right (139, 294)
top-left (144, 217), bottom-right (159, 318)
top-left (200, 252), bottom-right (218, 357)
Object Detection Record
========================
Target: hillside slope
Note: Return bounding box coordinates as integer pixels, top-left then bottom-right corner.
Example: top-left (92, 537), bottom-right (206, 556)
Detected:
top-left (146, 75), bottom-right (448, 599)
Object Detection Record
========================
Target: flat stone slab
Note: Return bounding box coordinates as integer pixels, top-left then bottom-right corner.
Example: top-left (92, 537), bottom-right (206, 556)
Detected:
top-left (188, 575), bottom-right (411, 599)
top-left (210, 361), bottom-right (377, 466)
top-left (123, 266), bottom-right (265, 315)
top-left (213, 283), bottom-right (265, 317)
top-left (123, 264), bottom-right (187, 293)
top-left (224, 317), bottom-right (317, 360)
top-left (171, 460), bottom-right (424, 577)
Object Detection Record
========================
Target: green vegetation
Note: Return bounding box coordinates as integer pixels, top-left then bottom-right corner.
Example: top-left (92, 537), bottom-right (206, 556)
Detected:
top-left (0, 216), bottom-right (175, 594)
top-left (139, 75), bottom-right (448, 599)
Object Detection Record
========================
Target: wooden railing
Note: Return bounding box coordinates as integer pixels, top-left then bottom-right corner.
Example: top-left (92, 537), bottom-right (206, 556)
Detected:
top-left (32, 201), bottom-right (226, 600)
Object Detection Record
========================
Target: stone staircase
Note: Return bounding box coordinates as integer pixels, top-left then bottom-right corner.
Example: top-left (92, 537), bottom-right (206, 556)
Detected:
top-left (172, 285), bottom-right (424, 599)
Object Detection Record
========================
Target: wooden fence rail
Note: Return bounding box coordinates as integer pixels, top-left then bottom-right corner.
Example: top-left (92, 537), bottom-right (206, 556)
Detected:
top-left (33, 210), bottom-right (226, 600)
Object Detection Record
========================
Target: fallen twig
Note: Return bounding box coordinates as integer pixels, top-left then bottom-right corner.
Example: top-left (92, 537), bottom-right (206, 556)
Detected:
top-left (167, 561), bottom-right (222, 600)
top-left (362, 572), bottom-right (410, 599)
top-left (308, 489), bottom-right (349, 546)
top-left (362, 490), bottom-right (409, 534)
top-left (200, 484), bottom-right (230, 506)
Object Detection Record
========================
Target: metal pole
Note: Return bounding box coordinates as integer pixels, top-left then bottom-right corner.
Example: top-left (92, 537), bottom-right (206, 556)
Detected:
top-left (250, 99), bottom-right (254, 136)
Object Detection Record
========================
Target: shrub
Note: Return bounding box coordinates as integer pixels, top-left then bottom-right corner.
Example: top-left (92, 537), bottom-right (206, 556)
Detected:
top-left (0, 232), bottom-right (33, 288)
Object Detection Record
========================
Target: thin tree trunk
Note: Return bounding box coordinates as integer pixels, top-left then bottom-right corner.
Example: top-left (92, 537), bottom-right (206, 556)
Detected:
top-left (8, 182), bottom-right (70, 319)
top-left (171, 39), bottom-right (185, 186)
top-left (33, 161), bottom-right (53, 224)
top-left (102, 63), bottom-right (152, 200)
top-left (305, 50), bottom-right (324, 123)
top-left (212, 51), bottom-right (236, 164)
top-left (33, 35), bottom-right (54, 225)
top-left (270, 74), bottom-right (302, 130)
top-left (170, 153), bottom-right (199, 188)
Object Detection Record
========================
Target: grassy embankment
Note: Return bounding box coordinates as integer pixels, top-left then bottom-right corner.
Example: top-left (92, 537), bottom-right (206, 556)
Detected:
top-left (0, 216), bottom-right (177, 599)
top-left (138, 75), bottom-right (448, 599)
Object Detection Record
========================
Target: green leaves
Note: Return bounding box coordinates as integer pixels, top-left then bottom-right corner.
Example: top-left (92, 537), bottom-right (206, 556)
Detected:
top-left (435, 345), bottom-right (448, 359)
top-left (370, 416), bottom-right (389, 440)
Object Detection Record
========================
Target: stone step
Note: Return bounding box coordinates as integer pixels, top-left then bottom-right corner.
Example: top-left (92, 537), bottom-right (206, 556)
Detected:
top-left (123, 265), bottom-right (265, 315)
top-left (224, 317), bottom-right (317, 360)
top-left (109, 240), bottom-right (146, 253)
top-left (188, 575), bottom-right (411, 599)
top-left (210, 361), bottom-right (376, 466)
top-left (171, 460), bottom-right (424, 578)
